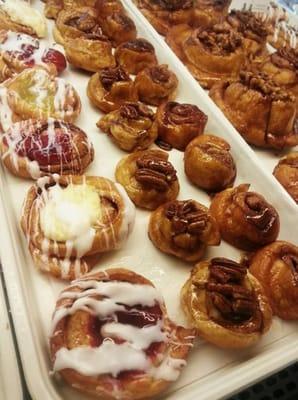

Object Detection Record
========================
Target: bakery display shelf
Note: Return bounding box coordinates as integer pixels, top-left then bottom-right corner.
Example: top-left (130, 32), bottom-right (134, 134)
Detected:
top-left (0, 1), bottom-right (297, 400)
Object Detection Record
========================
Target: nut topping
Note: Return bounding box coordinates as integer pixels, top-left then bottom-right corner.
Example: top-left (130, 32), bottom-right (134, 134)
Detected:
top-left (149, 65), bottom-right (171, 84)
top-left (241, 193), bottom-right (278, 232)
top-left (227, 10), bottom-right (268, 39)
top-left (67, 13), bottom-right (108, 40)
top-left (111, 12), bottom-right (136, 30)
top-left (163, 102), bottom-right (208, 126)
top-left (99, 66), bottom-right (130, 90)
top-left (135, 152), bottom-right (177, 191)
top-left (119, 103), bottom-right (154, 120)
top-left (271, 47), bottom-right (298, 70)
top-left (122, 38), bottom-right (155, 53)
top-left (196, 25), bottom-right (242, 55)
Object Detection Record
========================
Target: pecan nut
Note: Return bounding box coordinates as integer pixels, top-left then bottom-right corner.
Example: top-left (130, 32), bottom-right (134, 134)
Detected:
top-left (99, 66), bottom-right (130, 90)
top-left (119, 103), bottom-right (154, 120)
top-left (123, 39), bottom-right (155, 53)
top-left (149, 65), bottom-right (171, 84)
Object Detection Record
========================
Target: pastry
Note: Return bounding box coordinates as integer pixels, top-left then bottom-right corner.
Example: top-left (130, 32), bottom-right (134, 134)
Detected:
top-left (95, 0), bottom-right (125, 17)
top-left (249, 241), bottom-right (298, 320)
top-left (0, 67), bottom-right (81, 132)
top-left (209, 71), bottom-right (298, 150)
top-left (181, 257), bottom-right (272, 348)
top-left (98, 11), bottom-right (137, 46)
top-left (0, 119), bottom-right (94, 179)
top-left (21, 175), bottom-right (136, 280)
top-left (166, 24), bottom-right (245, 89)
top-left (156, 101), bottom-right (207, 151)
top-left (115, 38), bottom-right (158, 75)
top-left (273, 152), bottom-right (298, 203)
top-left (0, 30), bottom-right (66, 83)
top-left (115, 149), bottom-right (179, 209)
top-left (225, 10), bottom-right (268, 57)
top-left (98, 102), bottom-right (158, 152)
top-left (184, 134), bottom-right (236, 192)
top-left (50, 268), bottom-right (195, 398)
top-left (0, 0), bottom-right (47, 38)
top-left (209, 184), bottom-right (280, 251)
top-left (134, 0), bottom-right (195, 36)
top-left (134, 65), bottom-right (178, 106)
top-left (149, 199), bottom-right (220, 262)
top-left (193, 0), bottom-right (231, 29)
top-left (53, 8), bottom-right (115, 71)
top-left (269, 22), bottom-right (298, 51)
top-left (87, 66), bottom-right (138, 113)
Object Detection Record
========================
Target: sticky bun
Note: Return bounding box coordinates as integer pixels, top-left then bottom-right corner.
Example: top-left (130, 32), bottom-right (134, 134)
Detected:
top-left (87, 66), bottom-right (138, 113)
top-left (95, 0), bottom-right (125, 16)
top-left (166, 24), bottom-right (245, 89)
top-left (0, 0), bottom-right (47, 38)
top-left (273, 152), bottom-right (298, 203)
top-left (50, 268), bottom-right (195, 398)
top-left (134, 65), bottom-right (178, 106)
top-left (134, 0), bottom-right (195, 36)
top-left (0, 30), bottom-right (66, 82)
top-left (210, 71), bottom-right (298, 150)
top-left (156, 101), bottom-right (207, 151)
top-left (21, 175), bottom-right (135, 280)
top-left (193, 0), bottom-right (231, 29)
top-left (98, 102), bottom-right (158, 152)
top-left (184, 134), bottom-right (236, 192)
top-left (115, 149), bottom-right (179, 209)
top-left (149, 199), bottom-right (220, 262)
top-left (98, 11), bottom-right (137, 46)
top-left (45, 0), bottom-right (99, 19)
top-left (0, 119), bottom-right (94, 179)
top-left (181, 258), bottom-right (272, 348)
top-left (209, 184), bottom-right (280, 251)
top-left (115, 38), bottom-right (158, 75)
top-left (249, 241), bottom-right (298, 320)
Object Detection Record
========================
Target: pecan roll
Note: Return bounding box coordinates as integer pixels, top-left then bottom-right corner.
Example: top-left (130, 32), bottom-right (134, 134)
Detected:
top-left (114, 38), bottom-right (158, 75)
top-left (166, 24), bottom-right (245, 89)
top-left (135, 0), bottom-right (195, 36)
top-left (97, 102), bottom-right (158, 152)
top-left (115, 149), bottom-right (179, 209)
top-left (45, 0), bottom-right (98, 20)
top-left (98, 11), bottom-right (137, 46)
top-left (184, 134), bottom-right (236, 191)
top-left (193, 0), bottom-right (231, 29)
top-left (95, 0), bottom-right (125, 16)
top-left (156, 101), bottom-right (207, 150)
top-left (273, 152), bottom-right (298, 203)
top-left (149, 199), bottom-right (220, 262)
top-left (50, 268), bottom-right (195, 398)
top-left (21, 175), bottom-right (135, 280)
top-left (209, 184), bottom-right (280, 251)
top-left (181, 257), bottom-right (272, 348)
top-left (134, 65), bottom-right (178, 106)
top-left (0, 119), bottom-right (94, 179)
top-left (249, 241), bottom-right (298, 320)
top-left (87, 66), bottom-right (138, 113)
top-left (210, 71), bottom-right (298, 149)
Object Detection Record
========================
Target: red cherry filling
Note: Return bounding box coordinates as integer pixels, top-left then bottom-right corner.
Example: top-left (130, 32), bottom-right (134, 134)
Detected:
top-left (42, 49), bottom-right (67, 74)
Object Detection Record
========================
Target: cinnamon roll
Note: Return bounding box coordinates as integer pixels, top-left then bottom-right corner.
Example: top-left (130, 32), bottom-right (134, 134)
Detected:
top-left (98, 102), bottom-right (158, 152)
top-left (50, 268), bottom-right (195, 398)
top-left (209, 184), bottom-right (280, 251)
top-left (156, 101), bottom-right (207, 150)
top-left (193, 0), bottom-right (231, 29)
top-left (87, 66), bottom-right (138, 113)
top-left (98, 11), bottom-right (137, 46)
top-left (273, 152), bottom-right (298, 203)
top-left (0, 30), bottom-right (67, 82)
top-left (209, 71), bottom-right (298, 150)
top-left (249, 241), bottom-right (298, 320)
top-left (134, 0), bottom-right (195, 36)
top-left (181, 258), bottom-right (272, 348)
top-left (0, 0), bottom-right (47, 38)
top-left (134, 65), bottom-right (178, 107)
top-left (115, 150), bottom-right (179, 209)
top-left (0, 119), bottom-right (94, 179)
top-left (149, 199), bottom-right (220, 262)
top-left (21, 175), bottom-right (135, 280)
top-left (0, 67), bottom-right (81, 132)
top-left (184, 134), bottom-right (236, 192)
top-left (166, 24), bottom-right (245, 89)
top-left (115, 38), bottom-right (158, 75)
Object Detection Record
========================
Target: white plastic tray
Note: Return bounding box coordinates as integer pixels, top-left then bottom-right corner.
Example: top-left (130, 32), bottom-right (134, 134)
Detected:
top-left (0, 1), bottom-right (297, 400)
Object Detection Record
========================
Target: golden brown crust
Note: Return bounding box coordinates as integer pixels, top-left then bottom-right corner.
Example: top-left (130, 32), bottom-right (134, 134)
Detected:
top-left (134, 65), bottom-right (178, 106)
top-left (273, 152), bottom-right (298, 203)
top-left (50, 268), bottom-right (195, 399)
top-left (87, 67), bottom-right (138, 113)
top-left (249, 241), bottom-right (298, 320)
top-left (181, 258), bottom-right (272, 348)
top-left (148, 199), bottom-right (220, 262)
top-left (209, 184), bottom-right (280, 251)
top-left (193, 0), bottom-right (231, 28)
top-left (115, 38), bottom-right (158, 75)
top-left (0, 119), bottom-right (94, 179)
top-left (184, 134), bottom-right (236, 191)
top-left (98, 11), bottom-right (137, 46)
top-left (209, 71), bottom-right (298, 150)
top-left (97, 102), bottom-right (158, 152)
top-left (95, 0), bottom-right (125, 17)
top-left (166, 24), bottom-right (245, 89)
top-left (115, 149), bottom-right (179, 209)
